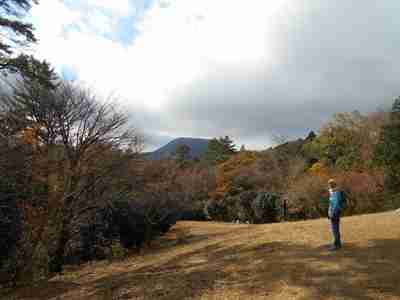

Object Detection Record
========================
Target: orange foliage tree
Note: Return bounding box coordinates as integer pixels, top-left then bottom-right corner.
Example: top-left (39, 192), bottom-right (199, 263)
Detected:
top-left (213, 151), bottom-right (258, 199)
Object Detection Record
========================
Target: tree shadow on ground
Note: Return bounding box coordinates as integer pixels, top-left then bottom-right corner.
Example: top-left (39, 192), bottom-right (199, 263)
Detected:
top-left (0, 282), bottom-right (80, 300)
top-left (149, 224), bottom-right (252, 250)
top-left (89, 237), bottom-right (400, 299)
top-left (4, 227), bottom-right (400, 300)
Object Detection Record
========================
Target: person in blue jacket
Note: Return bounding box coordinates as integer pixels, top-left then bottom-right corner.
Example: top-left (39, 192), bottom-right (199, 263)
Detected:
top-left (328, 178), bottom-right (343, 250)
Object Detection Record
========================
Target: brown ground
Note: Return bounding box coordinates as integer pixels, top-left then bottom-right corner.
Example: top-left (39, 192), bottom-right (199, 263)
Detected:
top-left (3, 212), bottom-right (400, 300)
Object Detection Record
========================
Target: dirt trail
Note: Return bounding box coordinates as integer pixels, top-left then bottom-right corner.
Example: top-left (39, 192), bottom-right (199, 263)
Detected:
top-left (4, 212), bottom-right (400, 300)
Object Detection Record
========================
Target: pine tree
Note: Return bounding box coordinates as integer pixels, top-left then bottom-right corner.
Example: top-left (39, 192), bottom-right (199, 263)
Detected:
top-left (219, 136), bottom-right (237, 154)
top-left (173, 143), bottom-right (191, 167)
top-left (204, 136), bottom-right (237, 165)
top-left (0, 0), bottom-right (39, 74)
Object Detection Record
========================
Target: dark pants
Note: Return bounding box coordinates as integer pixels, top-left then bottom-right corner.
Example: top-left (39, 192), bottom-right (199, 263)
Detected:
top-left (330, 217), bottom-right (341, 247)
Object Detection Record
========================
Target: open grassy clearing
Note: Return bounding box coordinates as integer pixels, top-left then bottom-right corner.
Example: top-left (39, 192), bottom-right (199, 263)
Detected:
top-left (3, 211), bottom-right (400, 300)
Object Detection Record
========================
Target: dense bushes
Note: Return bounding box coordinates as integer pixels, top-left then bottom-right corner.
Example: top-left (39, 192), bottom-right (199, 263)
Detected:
top-left (0, 190), bottom-right (182, 286)
top-left (205, 191), bottom-right (281, 223)
top-left (285, 174), bottom-right (328, 220)
top-left (252, 192), bottom-right (281, 223)
top-left (337, 171), bottom-right (385, 214)
top-left (64, 197), bottom-right (179, 265)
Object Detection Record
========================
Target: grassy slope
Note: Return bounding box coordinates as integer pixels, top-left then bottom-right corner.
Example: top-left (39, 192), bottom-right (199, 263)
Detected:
top-left (4, 212), bottom-right (400, 300)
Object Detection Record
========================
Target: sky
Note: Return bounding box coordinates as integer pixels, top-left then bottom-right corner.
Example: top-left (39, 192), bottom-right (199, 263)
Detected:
top-left (29, 0), bottom-right (400, 150)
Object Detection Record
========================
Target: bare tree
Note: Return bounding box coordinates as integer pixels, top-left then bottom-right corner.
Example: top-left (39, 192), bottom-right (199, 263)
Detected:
top-left (1, 67), bottom-right (143, 272)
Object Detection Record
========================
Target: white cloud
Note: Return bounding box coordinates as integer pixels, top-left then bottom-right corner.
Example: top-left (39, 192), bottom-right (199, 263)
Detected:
top-left (30, 0), bottom-right (399, 150)
top-left (28, 0), bottom-right (305, 148)
top-left (32, 0), bottom-right (297, 110)
top-left (86, 0), bottom-right (132, 16)
top-left (31, 1), bottom-right (80, 38)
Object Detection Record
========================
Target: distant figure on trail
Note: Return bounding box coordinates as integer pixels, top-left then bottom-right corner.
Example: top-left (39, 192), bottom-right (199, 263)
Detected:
top-left (327, 178), bottom-right (344, 251)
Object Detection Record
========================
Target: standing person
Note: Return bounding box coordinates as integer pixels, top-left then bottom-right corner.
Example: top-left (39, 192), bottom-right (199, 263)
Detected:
top-left (328, 179), bottom-right (342, 251)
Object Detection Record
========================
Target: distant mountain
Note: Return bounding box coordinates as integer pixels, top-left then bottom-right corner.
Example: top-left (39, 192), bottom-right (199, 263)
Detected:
top-left (145, 137), bottom-right (211, 160)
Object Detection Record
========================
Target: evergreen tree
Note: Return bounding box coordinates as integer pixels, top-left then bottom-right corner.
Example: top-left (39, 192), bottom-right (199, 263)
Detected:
top-left (0, 0), bottom-right (39, 74)
top-left (173, 143), bottom-right (191, 167)
top-left (1, 57), bottom-right (58, 141)
top-left (204, 136), bottom-right (237, 165)
top-left (219, 136), bottom-right (236, 153)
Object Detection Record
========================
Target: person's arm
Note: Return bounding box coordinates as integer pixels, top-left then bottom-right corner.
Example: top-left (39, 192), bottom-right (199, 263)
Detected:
top-left (332, 192), bottom-right (341, 218)
top-left (328, 195), bottom-right (333, 219)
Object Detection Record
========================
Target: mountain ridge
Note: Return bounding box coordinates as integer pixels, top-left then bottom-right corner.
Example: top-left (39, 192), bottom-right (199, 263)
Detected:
top-left (145, 137), bottom-right (211, 160)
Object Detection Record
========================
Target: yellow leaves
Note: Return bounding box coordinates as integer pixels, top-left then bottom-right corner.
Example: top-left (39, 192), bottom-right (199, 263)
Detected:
top-left (20, 122), bottom-right (44, 146)
top-left (217, 151), bottom-right (257, 173)
top-left (21, 127), bottom-right (38, 145)
top-left (308, 162), bottom-right (329, 178)
top-left (213, 151), bottom-right (258, 199)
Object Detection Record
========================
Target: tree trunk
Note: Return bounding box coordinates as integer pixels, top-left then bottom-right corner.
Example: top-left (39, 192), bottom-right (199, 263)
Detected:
top-left (48, 210), bottom-right (70, 274)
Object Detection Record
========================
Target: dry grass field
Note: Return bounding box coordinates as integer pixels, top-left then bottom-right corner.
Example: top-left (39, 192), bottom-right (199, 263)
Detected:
top-left (3, 211), bottom-right (400, 300)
